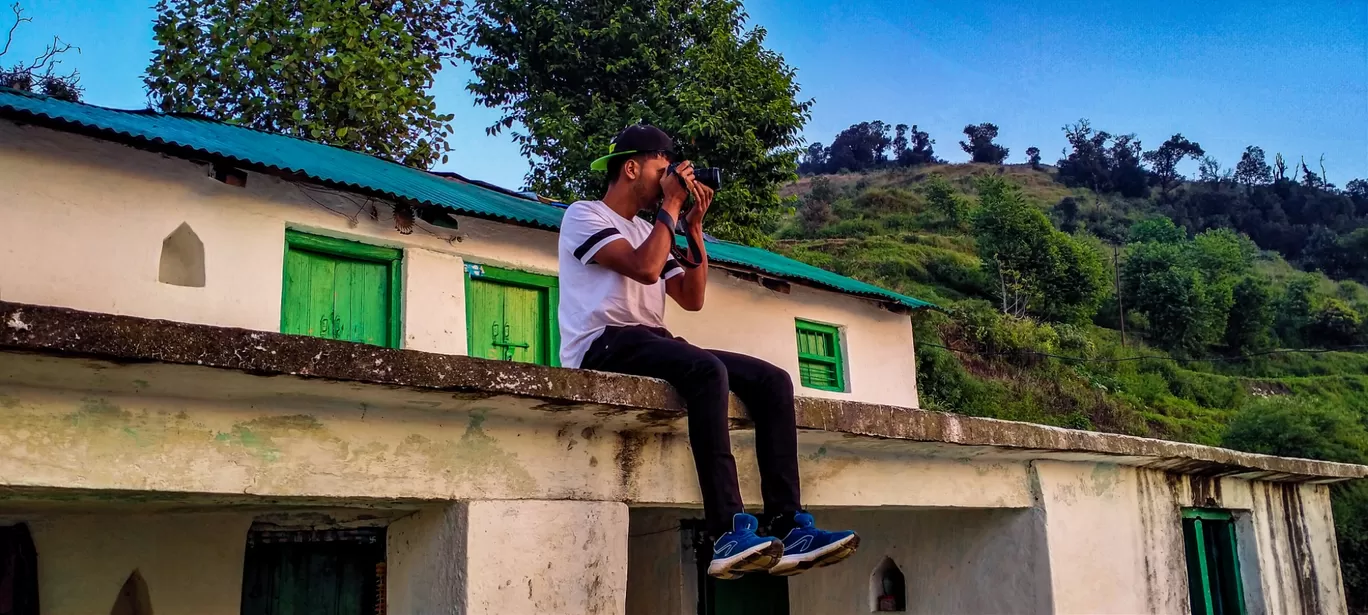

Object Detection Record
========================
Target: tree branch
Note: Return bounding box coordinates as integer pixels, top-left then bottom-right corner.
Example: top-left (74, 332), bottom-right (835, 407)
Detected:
top-left (2, 2), bottom-right (33, 58)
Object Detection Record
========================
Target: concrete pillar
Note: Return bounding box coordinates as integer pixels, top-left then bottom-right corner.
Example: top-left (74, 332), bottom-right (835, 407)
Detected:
top-left (388, 500), bottom-right (629, 615)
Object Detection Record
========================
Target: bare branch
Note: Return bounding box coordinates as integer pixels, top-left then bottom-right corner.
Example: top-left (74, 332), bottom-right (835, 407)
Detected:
top-left (2, 2), bottom-right (33, 58)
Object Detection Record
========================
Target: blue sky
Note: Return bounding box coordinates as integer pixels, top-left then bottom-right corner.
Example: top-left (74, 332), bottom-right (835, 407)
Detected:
top-left (6, 0), bottom-right (1366, 189)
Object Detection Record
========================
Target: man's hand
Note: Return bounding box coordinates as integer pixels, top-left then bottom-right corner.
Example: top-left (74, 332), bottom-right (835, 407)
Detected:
top-left (660, 160), bottom-right (694, 219)
top-left (684, 179), bottom-right (714, 234)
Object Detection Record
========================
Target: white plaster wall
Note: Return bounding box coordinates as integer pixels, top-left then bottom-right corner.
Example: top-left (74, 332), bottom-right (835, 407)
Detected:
top-left (1245, 481), bottom-right (1347, 615)
top-left (25, 512), bottom-right (254, 615)
top-left (1034, 461), bottom-right (1188, 614)
top-left (0, 377), bottom-right (1030, 509)
top-left (1034, 461), bottom-right (1349, 615)
top-left (388, 505), bottom-right (466, 615)
top-left (0, 122), bottom-right (919, 407)
top-left (788, 507), bottom-right (1054, 615)
top-left (463, 500), bottom-right (629, 615)
top-left (626, 507), bottom-right (1053, 615)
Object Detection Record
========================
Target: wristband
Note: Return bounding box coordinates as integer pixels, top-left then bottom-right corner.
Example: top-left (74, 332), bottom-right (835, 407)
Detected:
top-left (654, 209), bottom-right (676, 233)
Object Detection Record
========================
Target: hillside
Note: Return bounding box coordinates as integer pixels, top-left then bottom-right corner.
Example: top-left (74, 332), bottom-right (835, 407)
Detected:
top-left (774, 164), bottom-right (1368, 608)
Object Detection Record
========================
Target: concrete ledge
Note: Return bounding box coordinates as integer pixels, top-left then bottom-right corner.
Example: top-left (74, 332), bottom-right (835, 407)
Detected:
top-left (3, 301), bottom-right (1365, 483)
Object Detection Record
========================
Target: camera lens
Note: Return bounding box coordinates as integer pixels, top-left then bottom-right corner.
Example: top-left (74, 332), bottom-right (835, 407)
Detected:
top-left (696, 168), bottom-right (722, 190)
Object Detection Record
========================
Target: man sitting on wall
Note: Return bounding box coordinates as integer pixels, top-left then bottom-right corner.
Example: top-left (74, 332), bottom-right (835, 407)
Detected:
top-left (557, 124), bottom-right (860, 579)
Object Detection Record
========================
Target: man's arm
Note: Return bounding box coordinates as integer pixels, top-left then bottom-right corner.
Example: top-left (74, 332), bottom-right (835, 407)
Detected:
top-left (588, 163), bottom-right (696, 284)
top-left (666, 181), bottom-right (714, 311)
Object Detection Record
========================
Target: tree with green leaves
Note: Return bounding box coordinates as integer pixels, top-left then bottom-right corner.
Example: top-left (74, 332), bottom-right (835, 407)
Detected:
top-left (1143, 133), bottom-right (1205, 200)
top-left (1025, 146), bottom-right (1041, 169)
top-left (959, 122), bottom-right (1009, 164)
top-left (1120, 225), bottom-right (1253, 354)
top-left (1056, 119), bottom-right (1148, 198)
top-left (1275, 275), bottom-right (1317, 346)
top-left (146, 0), bottom-right (459, 168)
top-left (1234, 146), bottom-right (1272, 187)
top-left (1223, 276), bottom-right (1274, 353)
top-left (1308, 299), bottom-right (1363, 346)
top-left (924, 174), bottom-right (969, 229)
top-left (457, 0), bottom-right (810, 244)
top-left (1128, 216), bottom-right (1186, 244)
top-left (971, 177), bottom-right (1105, 322)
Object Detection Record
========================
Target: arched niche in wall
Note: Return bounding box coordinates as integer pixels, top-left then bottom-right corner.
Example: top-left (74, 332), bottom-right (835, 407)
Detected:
top-left (109, 569), bottom-right (154, 615)
top-left (158, 222), bottom-right (205, 287)
top-left (870, 556), bottom-right (906, 612)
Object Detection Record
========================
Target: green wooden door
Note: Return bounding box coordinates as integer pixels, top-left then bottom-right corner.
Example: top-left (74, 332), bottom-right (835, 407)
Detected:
top-left (240, 530), bottom-right (384, 615)
top-left (281, 232), bottom-right (401, 348)
top-left (465, 264), bottom-right (558, 366)
top-left (709, 574), bottom-right (790, 615)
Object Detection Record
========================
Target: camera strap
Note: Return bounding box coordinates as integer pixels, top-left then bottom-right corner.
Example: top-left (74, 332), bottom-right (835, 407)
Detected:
top-left (654, 209), bottom-right (703, 269)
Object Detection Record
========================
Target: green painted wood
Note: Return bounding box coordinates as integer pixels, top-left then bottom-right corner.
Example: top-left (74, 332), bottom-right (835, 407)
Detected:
top-left (501, 283), bottom-right (544, 364)
top-left (1181, 510), bottom-right (1247, 615)
top-left (464, 263), bottom-right (559, 366)
top-left (286, 230), bottom-right (401, 261)
top-left (467, 277), bottom-right (507, 361)
top-left (795, 319), bottom-right (844, 391)
top-left (240, 537), bottom-right (381, 615)
top-left (710, 574), bottom-right (789, 615)
top-left (281, 232), bottom-right (400, 348)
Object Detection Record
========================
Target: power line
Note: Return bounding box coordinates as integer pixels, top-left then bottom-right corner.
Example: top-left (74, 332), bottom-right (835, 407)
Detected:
top-left (916, 342), bottom-right (1368, 365)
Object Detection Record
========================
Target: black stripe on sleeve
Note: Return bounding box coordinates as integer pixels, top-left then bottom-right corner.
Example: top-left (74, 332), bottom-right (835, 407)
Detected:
top-left (573, 228), bottom-right (621, 261)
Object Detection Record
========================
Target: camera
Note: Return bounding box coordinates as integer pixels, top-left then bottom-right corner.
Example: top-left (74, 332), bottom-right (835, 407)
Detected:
top-left (668, 162), bottom-right (723, 191)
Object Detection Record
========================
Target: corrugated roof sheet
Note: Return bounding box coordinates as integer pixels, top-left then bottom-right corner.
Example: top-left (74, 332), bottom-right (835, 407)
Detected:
top-left (0, 88), bottom-right (932, 310)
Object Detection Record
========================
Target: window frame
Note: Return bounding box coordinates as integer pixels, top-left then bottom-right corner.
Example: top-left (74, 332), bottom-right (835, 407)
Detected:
top-left (795, 319), bottom-right (846, 392)
top-left (1181, 508), bottom-right (1247, 615)
top-left (280, 229), bottom-right (403, 348)
top-left (463, 262), bottom-right (561, 367)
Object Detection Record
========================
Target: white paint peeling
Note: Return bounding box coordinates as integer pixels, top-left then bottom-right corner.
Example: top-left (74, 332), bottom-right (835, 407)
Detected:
top-left (5, 309), bottom-right (30, 331)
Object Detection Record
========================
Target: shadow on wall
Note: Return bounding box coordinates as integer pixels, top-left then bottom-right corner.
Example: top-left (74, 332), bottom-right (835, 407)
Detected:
top-left (109, 569), bottom-right (152, 615)
top-left (0, 523), bottom-right (40, 614)
top-left (159, 222), bottom-right (205, 288)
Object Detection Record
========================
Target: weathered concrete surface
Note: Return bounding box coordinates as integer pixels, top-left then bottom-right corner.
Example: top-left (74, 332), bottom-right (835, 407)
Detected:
top-left (627, 506), bottom-right (1054, 615)
top-left (25, 512), bottom-right (255, 615)
top-left (1035, 461), bottom-right (1349, 615)
top-left (3, 301), bottom-right (1365, 483)
top-left (787, 507), bottom-right (1054, 615)
top-left (0, 358), bottom-right (1031, 508)
top-left (388, 505), bottom-right (465, 615)
top-left (1247, 482), bottom-right (1347, 615)
top-left (463, 500), bottom-right (628, 615)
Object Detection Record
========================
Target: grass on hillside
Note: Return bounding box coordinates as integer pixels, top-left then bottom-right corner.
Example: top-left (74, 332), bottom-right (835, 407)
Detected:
top-left (774, 165), bottom-right (1368, 449)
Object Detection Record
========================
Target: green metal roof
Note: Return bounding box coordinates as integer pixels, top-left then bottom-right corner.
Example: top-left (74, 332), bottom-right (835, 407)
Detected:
top-left (0, 88), bottom-right (932, 310)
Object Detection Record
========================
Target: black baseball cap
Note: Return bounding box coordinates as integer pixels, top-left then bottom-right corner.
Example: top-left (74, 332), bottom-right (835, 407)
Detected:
top-left (590, 124), bottom-right (675, 172)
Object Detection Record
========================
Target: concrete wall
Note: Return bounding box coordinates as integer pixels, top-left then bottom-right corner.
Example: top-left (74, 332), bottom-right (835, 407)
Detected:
top-left (0, 372), bottom-right (1031, 509)
top-left (1033, 460), bottom-right (1348, 615)
top-left (0, 122), bottom-right (919, 407)
top-left (21, 512), bottom-right (255, 615)
top-left (787, 508), bottom-right (1053, 615)
top-left (626, 507), bottom-right (1053, 615)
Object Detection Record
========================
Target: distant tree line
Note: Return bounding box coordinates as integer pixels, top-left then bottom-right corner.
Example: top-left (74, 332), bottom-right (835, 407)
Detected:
top-left (799, 118), bottom-right (1368, 284)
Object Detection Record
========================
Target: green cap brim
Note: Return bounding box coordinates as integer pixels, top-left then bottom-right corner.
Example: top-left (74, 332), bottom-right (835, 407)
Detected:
top-left (590, 150), bottom-right (638, 172)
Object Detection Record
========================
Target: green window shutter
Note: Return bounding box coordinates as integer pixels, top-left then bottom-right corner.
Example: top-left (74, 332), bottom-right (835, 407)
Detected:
top-left (281, 231), bottom-right (402, 348)
top-left (796, 320), bottom-right (844, 391)
top-left (1181, 509), bottom-right (1246, 615)
top-left (464, 263), bottom-right (559, 366)
top-left (240, 529), bottom-right (385, 615)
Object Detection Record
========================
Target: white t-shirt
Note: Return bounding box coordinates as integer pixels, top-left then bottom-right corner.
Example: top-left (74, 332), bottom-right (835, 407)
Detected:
top-left (558, 200), bottom-right (684, 368)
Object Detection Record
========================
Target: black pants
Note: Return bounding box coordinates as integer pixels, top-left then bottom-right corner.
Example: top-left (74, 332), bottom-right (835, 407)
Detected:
top-left (582, 325), bottom-right (802, 535)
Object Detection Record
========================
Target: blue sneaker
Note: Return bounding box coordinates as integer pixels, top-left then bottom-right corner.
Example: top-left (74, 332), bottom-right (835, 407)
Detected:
top-left (706, 513), bottom-right (785, 580)
top-left (768, 512), bottom-right (860, 576)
